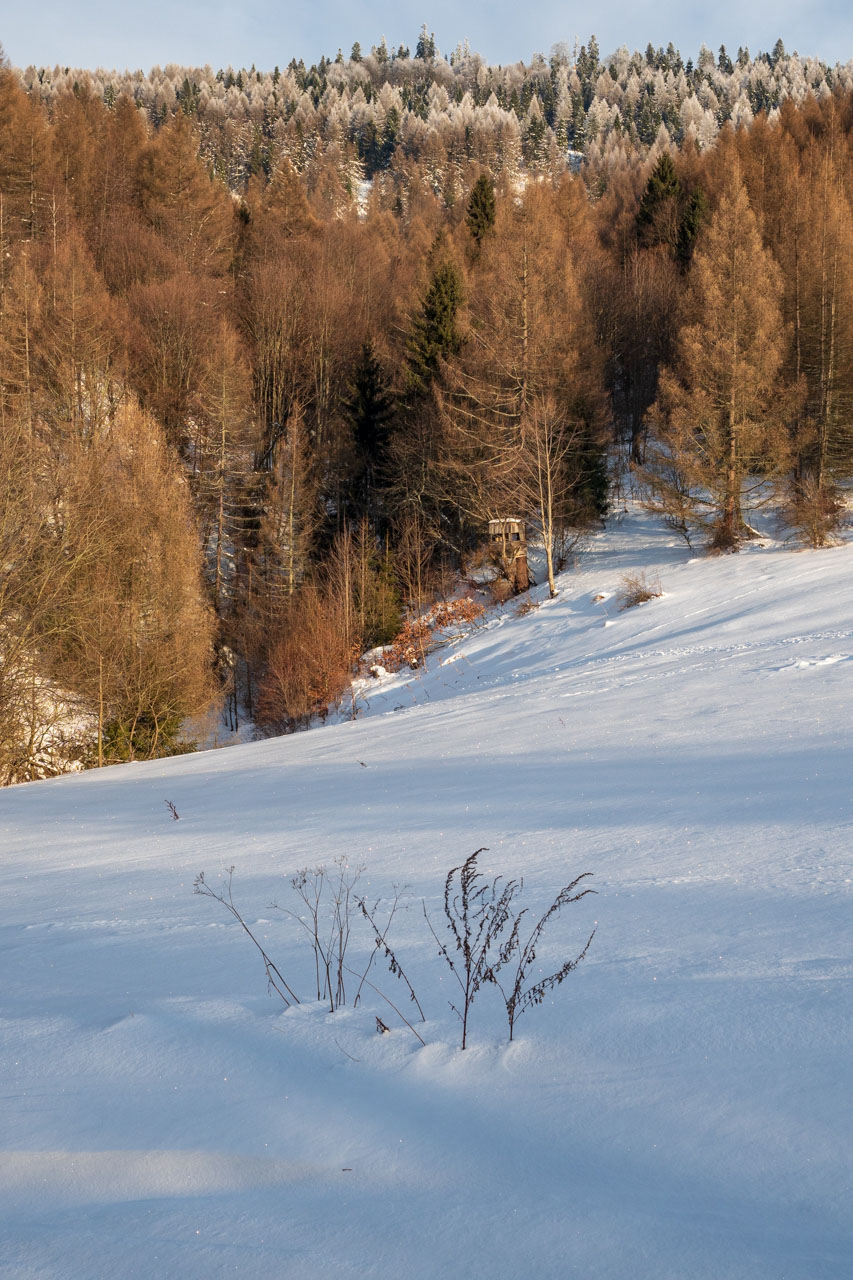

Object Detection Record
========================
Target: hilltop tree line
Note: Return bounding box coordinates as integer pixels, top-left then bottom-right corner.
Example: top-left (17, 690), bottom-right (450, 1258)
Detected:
top-left (16, 32), bottom-right (853, 192)
top-left (1, 40), bottom-right (852, 782)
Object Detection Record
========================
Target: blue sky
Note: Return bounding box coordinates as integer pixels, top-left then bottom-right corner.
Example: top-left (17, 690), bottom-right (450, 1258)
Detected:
top-left (3, 2), bottom-right (852, 71)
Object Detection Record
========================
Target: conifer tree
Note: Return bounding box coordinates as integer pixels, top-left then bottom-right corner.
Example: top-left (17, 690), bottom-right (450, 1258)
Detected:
top-left (241, 159), bottom-right (319, 261)
top-left (0, 244), bottom-right (42, 436)
top-left (0, 412), bottom-right (74, 781)
top-left (772, 119), bottom-right (853, 542)
top-left (637, 151), bottom-right (707, 267)
top-left (405, 247), bottom-right (464, 394)
top-left (466, 174), bottom-right (497, 247)
top-left (128, 271), bottom-right (218, 454)
top-left (445, 186), bottom-right (607, 586)
top-left (341, 340), bottom-right (395, 527)
top-left (384, 243), bottom-right (466, 561)
top-left (636, 152), bottom-right (681, 249)
top-left (771, 38), bottom-right (786, 67)
top-left (676, 187), bottom-right (708, 269)
top-left (137, 112), bottom-right (232, 275)
top-left (53, 400), bottom-right (217, 763)
top-left (0, 63), bottom-right (53, 242)
top-left (645, 177), bottom-right (795, 548)
top-left (415, 26), bottom-right (436, 61)
top-left (194, 318), bottom-right (255, 613)
top-left (35, 230), bottom-right (121, 441)
top-left (258, 402), bottom-right (319, 601)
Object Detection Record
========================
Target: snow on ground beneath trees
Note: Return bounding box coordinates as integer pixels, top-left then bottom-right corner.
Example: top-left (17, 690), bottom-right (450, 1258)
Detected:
top-left (1, 505), bottom-right (851, 1279)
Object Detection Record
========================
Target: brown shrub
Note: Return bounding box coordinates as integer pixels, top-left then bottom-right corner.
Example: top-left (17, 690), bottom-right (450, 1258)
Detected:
top-left (617, 571), bottom-right (662, 610)
top-left (382, 597), bottom-right (486, 672)
top-left (490, 578), bottom-right (514, 606)
top-left (786, 477), bottom-right (846, 548)
top-left (255, 585), bottom-right (357, 729)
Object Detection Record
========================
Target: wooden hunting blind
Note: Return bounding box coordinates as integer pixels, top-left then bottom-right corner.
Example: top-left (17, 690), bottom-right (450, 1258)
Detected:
top-left (488, 517), bottom-right (526, 544)
top-left (488, 518), bottom-right (531, 593)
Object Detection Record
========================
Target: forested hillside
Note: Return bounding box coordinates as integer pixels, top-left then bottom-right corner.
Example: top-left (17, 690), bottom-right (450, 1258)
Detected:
top-left (1, 34), bottom-right (852, 783)
top-left (17, 31), bottom-right (853, 184)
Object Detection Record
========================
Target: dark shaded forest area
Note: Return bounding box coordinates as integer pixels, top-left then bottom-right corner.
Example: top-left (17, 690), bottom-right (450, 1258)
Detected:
top-left (1, 37), bottom-right (852, 782)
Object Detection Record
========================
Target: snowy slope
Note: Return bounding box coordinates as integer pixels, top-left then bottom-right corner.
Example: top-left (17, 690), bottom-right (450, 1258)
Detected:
top-left (1, 508), bottom-right (851, 1279)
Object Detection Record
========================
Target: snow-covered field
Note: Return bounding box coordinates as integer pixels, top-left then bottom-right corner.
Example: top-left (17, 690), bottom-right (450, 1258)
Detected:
top-left (1, 508), bottom-right (851, 1279)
